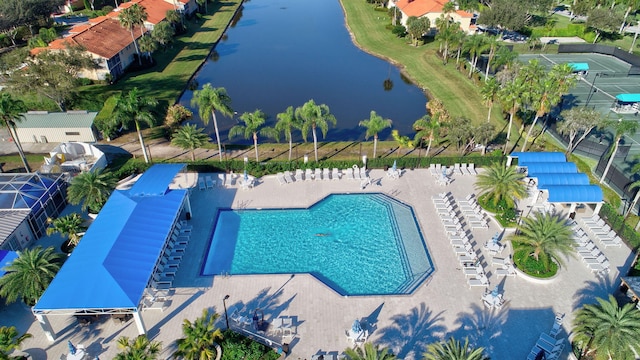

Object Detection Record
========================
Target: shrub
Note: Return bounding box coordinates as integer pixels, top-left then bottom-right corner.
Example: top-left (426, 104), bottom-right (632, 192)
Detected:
top-left (513, 249), bottom-right (558, 278)
top-left (599, 203), bottom-right (640, 249)
top-left (220, 330), bottom-right (280, 360)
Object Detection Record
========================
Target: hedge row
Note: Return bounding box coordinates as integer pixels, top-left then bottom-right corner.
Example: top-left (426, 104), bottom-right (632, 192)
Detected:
top-left (599, 203), bottom-right (640, 249)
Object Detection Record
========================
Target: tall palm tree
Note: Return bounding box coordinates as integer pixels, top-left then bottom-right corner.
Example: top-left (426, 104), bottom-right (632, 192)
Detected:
top-left (474, 163), bottom-right (527, 208)
top-left (46, 213), bottom-right (86, 246)
top-left (413, 115), bottom-right (440, 157)
top-left (464, 34), bottom-right (487, 78)
top-left (520, 62), bottom-right (575, 151)
top-left (423, 337), bottom-right (487, 360)
top-left (229, 109), bottom-right (278, 162)
top-left (275, 106), bottom-right (300, 161)
top-left (573, 295), bottom-right (640, 360)
top-left (483, 36), bottom-right (499, 81)
top-left (66, 169), bottom-right (117, 213)
top-left (509, 212), bottom-right (575, 272)
top-left (600, 120), bottom-right (638, 184)
top-left (138, 35), bottom-right (157, 61)
top-left (452, 29), bottom-right (466, 70)
top-left (171, 124), bottom-right (210, 161)
top-left (497, 80), bottom-right (523, 152)
top-left (173, 309), bottom-right (223, 360)
top-left (0, 246), bottom-right (65, 305)
top-left (344, 342), bottom-right (396, 360)
top-left (115, 335), bottom-right (161, 360)
top-left (296, 99), bottom-right (337, 162)
top-left (0, 326), bottom-right (32, 359)
top-left (435, 17), bottom-right (458, 64)
top-left (113, 87), bottom-right (158, 163)
top-left (118, 4), bottom-right (148, 66)
top-left (0, 92), bottom-right (30, 172)
top-left (359, 110), bottom-right (392, 158)
top-left (480, 77), bottom-right (500, 123)
top-left (191, 84), bottom-right (233, 162)
top-left (624, 163), bottom-right (640, 218)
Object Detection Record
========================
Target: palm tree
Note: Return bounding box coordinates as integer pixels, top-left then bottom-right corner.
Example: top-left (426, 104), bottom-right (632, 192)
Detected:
top-left (483, 36), bottom-right (499, 81)
top-left (165, 104), bottom-right (193, 132)
top-left (115, 335), bottom-right (161, 360)
top-left (413, 115), bottom-right (440, 157)
top-left (520, 62), bottom-right (575, 151)
top-left (573, 295), bottom-right (640, 360)
top-left (0, 92), bottom-right (30, 172)
top-left (464, 34), bottom-right (487, 78)
top-left (138, 35), bottom-right (157, 61)
top-left (474, 163), bottom-right (527, 208)
top-left (173, 309), bottom-right (223, 360)
top-left (229, 109), bottom-right (278, 162)
top-left (66, 169), bottom-right (117, 213)
top-left (391, 129), bottom-right (415, 157)
top-left (600, 120), bottom-right (638, 184)
top-left (359, 110), bottom-right (392, 158)
top-left (497, 79), bottom-right (523, 152)
top-left (171, 124), bottom-right (210, 161)
top-left (344, 342), bottom-right (396, 360)
top-left (480, 77), bottom-right (500, 123)
top-left (509, 212), bottom-right (575, 272)
top-left (113, 87), bottom-right (158, 163)
top-left (275, 106), bottom-right (299, 161)
top-left (118, 4), bottom-right (148, 66)
top-left (46, 213), bottom-right (86, 246)
top-left (423, 337), bottom-right (487, 360)
top-left (0, 326), bottom-right (32, 359)
top-left (296, 99), bottom-right (337, 162)
top-left (624, 165), bottom-right (640, 218)
top-left (191, 84), bottom-right (233, 162)
top-left (452, 29), bottom-right (466, 70)
top-left (435, 17), bottom-right (458, 64)
top-left (0, 246), bottom-right (65, 305)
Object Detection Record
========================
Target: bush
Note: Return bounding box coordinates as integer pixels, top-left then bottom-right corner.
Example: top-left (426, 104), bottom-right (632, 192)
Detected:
top-left (513, 249), bottom-right (558, 278)
top-left (477, 193), bottom-right (517, 227)
top-left (94, 94), bottom-right (120, 139)
top-left (112, 158), bottom-right (152, 179)
top-left (599, 203), bottom-right (640, 249)
top-left (220, 330), bottom-right (280, 360)
top-left (391, 25), bottom-right (407, 37)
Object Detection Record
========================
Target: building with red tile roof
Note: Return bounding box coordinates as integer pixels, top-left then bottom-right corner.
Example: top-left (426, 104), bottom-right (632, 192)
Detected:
top-left (389, 0), bottom-right (476, 34)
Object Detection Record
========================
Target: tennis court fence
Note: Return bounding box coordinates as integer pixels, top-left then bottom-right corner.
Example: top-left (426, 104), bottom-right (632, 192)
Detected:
top-left (558, 44), bottom-right (640, 76)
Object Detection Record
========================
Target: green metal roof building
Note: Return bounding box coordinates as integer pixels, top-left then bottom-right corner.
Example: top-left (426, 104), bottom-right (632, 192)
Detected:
top-left (15, 111), bottom-right (99, 143)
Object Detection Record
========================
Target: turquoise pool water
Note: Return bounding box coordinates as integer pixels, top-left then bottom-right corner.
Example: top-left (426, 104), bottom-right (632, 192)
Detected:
top-left (202, 193), bottom-right (433, 295)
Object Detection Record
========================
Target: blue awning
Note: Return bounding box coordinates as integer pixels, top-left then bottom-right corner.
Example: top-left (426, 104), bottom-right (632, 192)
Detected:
top-left (526, 162), bottom-right (577, 176)
top-left (568, 63), bottom-right (589, 72)
top-left (0, 250), bottom-right (18, 277)
top-left (545, 185), bottom-right (603, 203)
top-left (615, 94), bottom-right (640, 103)
top-left (510, 152), bottom-right (566, 165)
top-left (34, 164), bottom-right (187, 312)
top-left (129, 164), bottom-right (186, 197)
top-left (534, 173), bottom-right (590, 187)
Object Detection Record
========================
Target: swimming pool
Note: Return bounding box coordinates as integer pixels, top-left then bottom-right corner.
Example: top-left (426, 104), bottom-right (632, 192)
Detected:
top-left (202, 193), bottom-right (434, 295)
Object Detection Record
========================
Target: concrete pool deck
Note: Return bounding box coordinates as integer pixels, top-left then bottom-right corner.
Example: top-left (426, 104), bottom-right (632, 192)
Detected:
top-left (0, 168), bottom-right (634, 360)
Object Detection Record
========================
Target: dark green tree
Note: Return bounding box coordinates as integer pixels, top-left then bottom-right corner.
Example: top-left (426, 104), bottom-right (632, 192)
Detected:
top-left (173, 309), bottom-right (223, 360)
top-left (66, 168), bottom-right (117, 213)
top-left (0, 92), bottom-right (29, 172)
top-left (113, 87), bottom-right (158, 163)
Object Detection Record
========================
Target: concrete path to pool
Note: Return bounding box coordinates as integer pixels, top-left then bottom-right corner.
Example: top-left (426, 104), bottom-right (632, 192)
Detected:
top-left (0, 168), bottom-right (634, 360)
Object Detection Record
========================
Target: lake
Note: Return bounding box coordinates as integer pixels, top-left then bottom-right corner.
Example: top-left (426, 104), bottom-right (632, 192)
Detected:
top-left (178, 0), bottom-right (429, 143)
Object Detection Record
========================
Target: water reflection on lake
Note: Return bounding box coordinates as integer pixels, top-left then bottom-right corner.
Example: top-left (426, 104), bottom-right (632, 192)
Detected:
top-left (179, 0), bottom-right (428, 143)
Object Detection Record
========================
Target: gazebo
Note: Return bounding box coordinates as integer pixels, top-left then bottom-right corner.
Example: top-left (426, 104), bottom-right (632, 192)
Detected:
top-left (32, 164), bottom-right (191, 341)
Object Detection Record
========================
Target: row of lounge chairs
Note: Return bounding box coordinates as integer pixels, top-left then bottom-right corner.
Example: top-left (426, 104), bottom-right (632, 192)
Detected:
top-left (492, 255), bottom-right (517, 277)
top-left (456, 194), bottom-right (489, 229)
top-left (432, 192), bottom-right (489, 288)
top-left (580, 215), bottom-right (623, 248)
top-left (429, 163), bottom-right (477, 177)
top-left (277, 167), bottom-right (370, 185)
top-left (151, 221), bottom-right (191, 290)
top-left (198, 174), bottom-right (234, 190)
top-left (527, 314), bottom-right (565, 360)
top-left (571, 223), bottom-right (611, 276)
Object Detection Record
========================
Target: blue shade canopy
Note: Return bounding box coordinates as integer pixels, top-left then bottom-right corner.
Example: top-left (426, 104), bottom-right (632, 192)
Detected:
top-left (0, 250), bottom-right (18, 277)
top-left (534, 173), bottom-right (590, 187)
top-left (510, 152), bottom-right (566, 165)
top-left (129, 164), bottom-right (186, 197)
top-left (615, 94), bottom-right (640, 103)
top-left (525, 162), bottom-right (577, 176)
top-left (545, 185), bottom-right (603, 203)
top-left (568, 63), bottom-right (589, 72)
top-left (34, 164), bottom-right (187, 312)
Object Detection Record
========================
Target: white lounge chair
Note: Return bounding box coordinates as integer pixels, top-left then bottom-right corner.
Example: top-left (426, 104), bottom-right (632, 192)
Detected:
top-left (453, 163), bottom-right (463, 175)
top-left (225, 173), bottom-right (234, 187)
top-left (198, 178), bottom-right (206, 190)
top-left (430, 163), bottom-right (438, 177)
top-left (344, 168), bottom-right (354, 180)
top-left (322, 168), bottom-right (331, 180)
top-left (468, 274), bottom-right (489, 288)
top-left (314, 168), bottom-right (322, 181)
top-left (206, 175), bottom-right (215, 189)
top-left (584, 254), bottom-right (607, 265)
top-left (276, 173), bottom-right (287, 185)
top-left (295, 169), bottom-right (304, 182)
top-left (601, 236), bottom-right (622, 248)
top-left (496, 264), bottom-right (517, 277)
top-left (284, 171), bottom-right (295, 183)
top-left (463, 265), bottom-right (483, 276)
top-left (467, 163), bottom-right (477, 175)
top-left (332, 168), bottom-right (340, 180)
top-left (360, 167), bottom-right (368, 179)
top-left (305, 168), bottom-right (313, 181)
top-left (492, 256), bottom-right (510, 267)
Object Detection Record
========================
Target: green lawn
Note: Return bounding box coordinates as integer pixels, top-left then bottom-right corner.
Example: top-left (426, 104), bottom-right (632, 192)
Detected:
top-left (339, 1), bottom-right (502, 127)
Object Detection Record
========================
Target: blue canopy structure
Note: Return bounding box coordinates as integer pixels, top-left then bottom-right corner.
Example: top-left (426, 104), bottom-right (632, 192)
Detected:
top-left (0, 250), bottom-right (18, 277)
top-left (509, 152), bottom-right (566, 166)
top-left (534, 173), bottom-right (590, 187)
top-left (544, 185), bottom-right (603, 203)
top-left (568, 63), bottom-right (589, 72)
top-left (34, 164), bottom-right (187, 314)
top-left (615, 94), bottom-right (640, 103)
top-left (525, 162), bottom-right (577, 176)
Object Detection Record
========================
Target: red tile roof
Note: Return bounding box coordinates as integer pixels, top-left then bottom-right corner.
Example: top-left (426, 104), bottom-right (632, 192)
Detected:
top-left (115, 0), bottom-right (174, 24)
top-left (69, 18), bottom-right (145, 59)
top-left (397, 0), bottom-right (473, 18)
